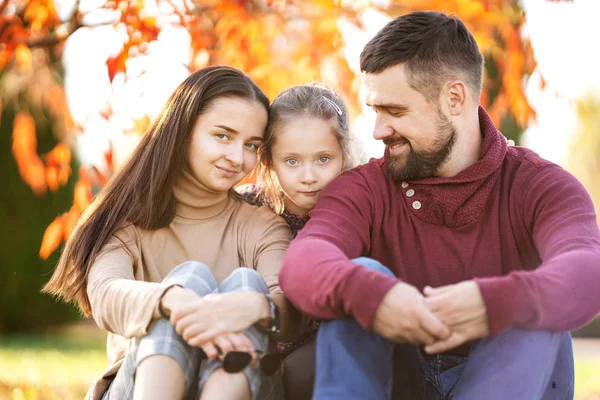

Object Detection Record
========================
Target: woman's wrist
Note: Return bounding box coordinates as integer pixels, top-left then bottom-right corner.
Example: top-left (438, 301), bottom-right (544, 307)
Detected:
top-left (256, 294), bottom-right (280, 334)
top-left (158, 285), bottom-right (184, 319)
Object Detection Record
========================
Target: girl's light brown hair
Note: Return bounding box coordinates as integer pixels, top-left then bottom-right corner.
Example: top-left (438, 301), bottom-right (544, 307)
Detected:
top-left (256, 83), bottom-right (356, 213)
top-left (43, 66), bottom-right (269, 315)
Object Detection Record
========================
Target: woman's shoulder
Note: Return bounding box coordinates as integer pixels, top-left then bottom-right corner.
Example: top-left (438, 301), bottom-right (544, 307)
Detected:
top-left (98, 222), bottom-right (141, 255)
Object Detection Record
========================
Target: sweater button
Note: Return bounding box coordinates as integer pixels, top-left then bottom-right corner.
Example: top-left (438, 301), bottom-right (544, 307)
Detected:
top-left (406, 189), bottom-right (415, 197)
top-left (401, 182), bottom-right (409, 188)
top-left (412, 200), bottom-right (422, 210)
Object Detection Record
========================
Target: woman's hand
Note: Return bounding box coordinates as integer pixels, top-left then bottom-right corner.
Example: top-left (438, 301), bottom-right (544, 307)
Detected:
top-left (174, 292), bottom-right (269, 345)
top-left (199, 332), bottom-right (256, 362)
top-left (161, 287), bottom-right (269, 347)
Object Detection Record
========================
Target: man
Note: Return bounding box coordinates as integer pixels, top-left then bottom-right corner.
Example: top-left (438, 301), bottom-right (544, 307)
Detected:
top-left (279, 11), bottom-right (600, 400)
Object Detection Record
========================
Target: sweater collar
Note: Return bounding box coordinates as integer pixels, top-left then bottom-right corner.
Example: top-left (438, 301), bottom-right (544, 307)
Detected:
top-left (413, 106), bottom-right (507, 186)
top-left (172, 167), bottom-right (230, 220)
top-left (391, 107), bottom-right (507, 227)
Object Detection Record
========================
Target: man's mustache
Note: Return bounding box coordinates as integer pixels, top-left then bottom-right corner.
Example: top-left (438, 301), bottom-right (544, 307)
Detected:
top-left (383, 135), bottom-right (410, 147)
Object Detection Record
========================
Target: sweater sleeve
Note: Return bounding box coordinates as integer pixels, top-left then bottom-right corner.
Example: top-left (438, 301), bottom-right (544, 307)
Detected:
top-left (476, 163), bottom-right (600, 335)
top-left (87, 226), bottom-right (172, 338)
top-left (279, 169), bottom-right (399, 331)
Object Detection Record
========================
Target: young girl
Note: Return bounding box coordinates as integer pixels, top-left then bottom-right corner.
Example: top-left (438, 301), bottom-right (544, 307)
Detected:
top-left (43, 66), bottom-right (301, 400)
top-left (237, 83), bottom-right (356, 399)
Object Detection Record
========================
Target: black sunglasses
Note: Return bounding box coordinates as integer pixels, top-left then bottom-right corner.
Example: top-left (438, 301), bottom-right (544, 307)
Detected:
top-left (222, 350), bottom-right (281, 376)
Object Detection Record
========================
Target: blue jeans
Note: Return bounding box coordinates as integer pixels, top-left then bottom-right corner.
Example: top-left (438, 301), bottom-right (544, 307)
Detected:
top-left (313, 258), bottom-right (575, 400)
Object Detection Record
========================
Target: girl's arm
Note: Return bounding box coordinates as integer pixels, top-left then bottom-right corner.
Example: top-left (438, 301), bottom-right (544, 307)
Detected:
top-left (251, 214), bottom-right (304, 342)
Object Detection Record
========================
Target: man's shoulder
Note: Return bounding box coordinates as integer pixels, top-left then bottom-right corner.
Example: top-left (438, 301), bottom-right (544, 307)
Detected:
top-left (335, 157), bottom-right (388, 185)
top-left (503, 145), bottom-right (564, 181)
top-left (502, 145), bottom-right (587, 204)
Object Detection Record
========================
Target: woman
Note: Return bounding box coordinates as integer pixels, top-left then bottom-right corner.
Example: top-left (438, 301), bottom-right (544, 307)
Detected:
top-left (43, 66), bottom-right (300, 400)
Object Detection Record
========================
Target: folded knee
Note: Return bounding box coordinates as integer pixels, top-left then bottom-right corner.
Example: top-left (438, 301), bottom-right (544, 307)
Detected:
top-left (164, 261), bottom-right (218, 294)
top-left (221, 267), bottom-right (269, 294)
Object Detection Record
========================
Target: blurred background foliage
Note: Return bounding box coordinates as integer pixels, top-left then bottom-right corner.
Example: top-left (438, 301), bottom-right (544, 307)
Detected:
top-left (2, 0), bottom-right (600, 398)
top-left (0, 0), bottom-right (542, 332)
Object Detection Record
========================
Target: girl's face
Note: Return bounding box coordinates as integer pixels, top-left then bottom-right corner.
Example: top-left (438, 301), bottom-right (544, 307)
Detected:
top-left (188, 97), bottom-right (267, 194)
top-left (271, 116), bottom-right (344, 216)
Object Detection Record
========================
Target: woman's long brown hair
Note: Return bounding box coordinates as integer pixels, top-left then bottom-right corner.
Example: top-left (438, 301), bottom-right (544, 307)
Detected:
top-left (43, 66), bottom-right (269, 315)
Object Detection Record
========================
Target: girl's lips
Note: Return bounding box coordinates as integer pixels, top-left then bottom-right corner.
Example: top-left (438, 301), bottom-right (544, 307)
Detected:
top-left (299, 190), bottom-right (320, 197)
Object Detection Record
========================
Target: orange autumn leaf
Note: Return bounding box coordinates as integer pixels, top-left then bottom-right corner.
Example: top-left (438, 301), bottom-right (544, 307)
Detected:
top-left (46, 165), bottom-right (59, 192)
top-left (12, 112), bottom-right (37, 158)
top-left (23, 156), bottom-right (48, 196)
top-left (46, 143), bottom-right (71, 166)
top-left (62, 207), bottom-right (81, 240)
top-left (73, 181), bottom-right (93, 212)
top-left (12, 112), bottom-right (48, 195)
top-left (39, 215), bottom-right (64, 260)
top-left (58, 165), bottom-right (71, 186)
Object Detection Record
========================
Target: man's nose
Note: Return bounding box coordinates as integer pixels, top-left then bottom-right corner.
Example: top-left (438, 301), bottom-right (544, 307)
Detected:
top-left (373, 114), bottom-right (394, 141)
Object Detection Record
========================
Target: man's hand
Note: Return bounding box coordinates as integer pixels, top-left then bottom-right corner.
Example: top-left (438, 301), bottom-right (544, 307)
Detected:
top-left (372, 282), bottom-right (451, 345)
top-left (423, 280), bottom-right (490, 354)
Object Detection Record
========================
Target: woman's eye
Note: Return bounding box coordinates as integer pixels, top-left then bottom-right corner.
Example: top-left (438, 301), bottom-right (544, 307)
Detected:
top-left (318, 156), bottom-right (331, 163)
top-left (245, 142), bottom-right (259, 151)
top-left (215, 133), bottom-right (230, 141)
top-left (285, 158), bottom-right (299, 166)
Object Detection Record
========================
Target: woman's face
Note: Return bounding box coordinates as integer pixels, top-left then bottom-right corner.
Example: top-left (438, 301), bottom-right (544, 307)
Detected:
top-left (188, 97), bottom-right (268, 193)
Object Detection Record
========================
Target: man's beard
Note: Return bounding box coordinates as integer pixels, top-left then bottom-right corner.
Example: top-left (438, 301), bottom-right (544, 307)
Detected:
top-left (385, 111), bottom-right (457, 181)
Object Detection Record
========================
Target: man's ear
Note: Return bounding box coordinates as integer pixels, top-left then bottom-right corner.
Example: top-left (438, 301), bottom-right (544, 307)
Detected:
top-left (444, 80), bottom-right (467, 116)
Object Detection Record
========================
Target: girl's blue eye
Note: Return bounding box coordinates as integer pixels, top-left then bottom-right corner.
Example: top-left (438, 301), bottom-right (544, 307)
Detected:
top-left (318, 156), bottom-right (331, 163)
top-left (285, 158), bottom-right (299, 166)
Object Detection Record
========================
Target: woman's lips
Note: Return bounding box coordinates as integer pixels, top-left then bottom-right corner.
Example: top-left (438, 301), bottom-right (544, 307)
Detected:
top-left (216, 166), bottom-right (237, 177)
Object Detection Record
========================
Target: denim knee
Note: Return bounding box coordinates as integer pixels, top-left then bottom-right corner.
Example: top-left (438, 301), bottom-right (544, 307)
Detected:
top-left (219, 267), bottom-right (269, 294)
top-left (351, 257), bottom-right (395, 277)
top-left (494, 327), bottom-right (562, 348)
top-left (163, 261), bottom-right (218, 296)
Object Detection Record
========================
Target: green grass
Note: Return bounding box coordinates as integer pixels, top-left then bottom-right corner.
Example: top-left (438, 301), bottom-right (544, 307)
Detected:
top-left (1, 330), bottom-right (600, 400)
top-left (0, 326), bottom-right (106, 400)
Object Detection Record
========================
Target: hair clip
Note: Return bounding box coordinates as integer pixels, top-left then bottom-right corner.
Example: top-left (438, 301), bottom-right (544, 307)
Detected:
top-left (322, 96), bottom-right (343, 116)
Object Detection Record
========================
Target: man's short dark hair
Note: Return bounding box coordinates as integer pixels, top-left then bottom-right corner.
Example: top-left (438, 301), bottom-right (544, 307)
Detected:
top-left (360, 11), bottom-right (484, 103)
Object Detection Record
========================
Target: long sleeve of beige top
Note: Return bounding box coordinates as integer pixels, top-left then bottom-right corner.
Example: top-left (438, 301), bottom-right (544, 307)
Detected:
top-left (86, 196), bottom-right (293, 355)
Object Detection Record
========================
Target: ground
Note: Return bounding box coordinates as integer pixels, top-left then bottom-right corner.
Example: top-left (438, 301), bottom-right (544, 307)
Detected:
top-left (1, 321), bottom-right (599, 400)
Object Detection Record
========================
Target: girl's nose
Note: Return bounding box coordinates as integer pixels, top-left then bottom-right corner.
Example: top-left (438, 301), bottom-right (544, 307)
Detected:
top-left (301, 166), bottom-right (317, 185)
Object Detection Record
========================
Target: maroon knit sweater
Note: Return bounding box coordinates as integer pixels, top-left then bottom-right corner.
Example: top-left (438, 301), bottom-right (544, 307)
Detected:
top-left (280, 107), bottom-right (600, 336)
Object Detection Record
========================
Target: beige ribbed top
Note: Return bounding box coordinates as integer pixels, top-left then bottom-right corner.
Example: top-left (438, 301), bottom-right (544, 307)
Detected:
top-left (85, 168), bottom-right (292, 399)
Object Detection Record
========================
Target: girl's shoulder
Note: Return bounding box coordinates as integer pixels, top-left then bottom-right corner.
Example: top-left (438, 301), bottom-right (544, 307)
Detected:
top-left (236, 183), bottom-right (264, 207)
